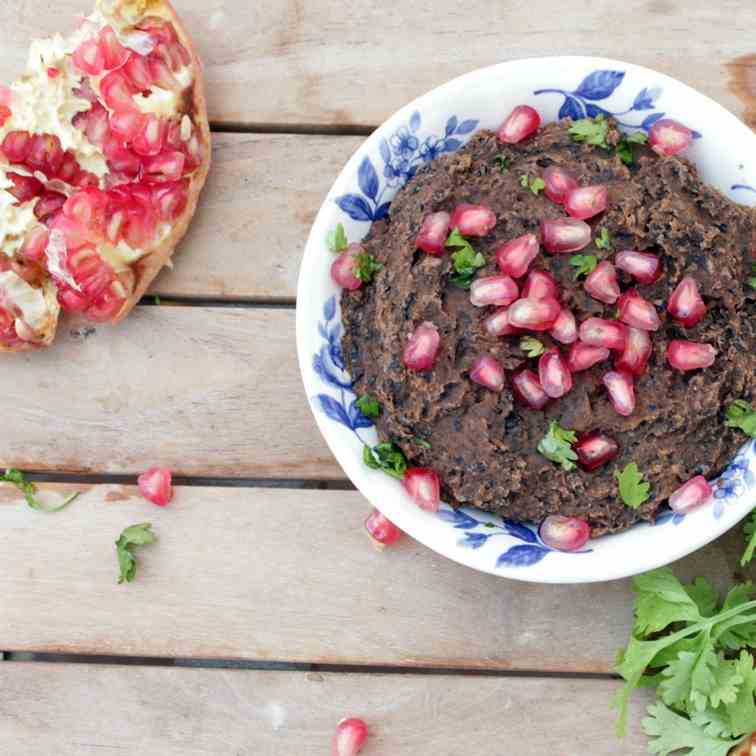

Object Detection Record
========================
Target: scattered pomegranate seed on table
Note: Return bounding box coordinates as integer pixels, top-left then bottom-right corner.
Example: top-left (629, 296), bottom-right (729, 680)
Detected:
top-left (483, 307), bottom-right (520, 337)
top-left (364, 508), bottom-right (402, 546)
top-left (137, 467), bottom-right (173, 506)
top-left (615, 327), bottom-right (653, 376)
top-left (567, 342), bottom-right (610, 372)
top-left (542, 165), bottom-right (578, 204)
top-left (511, 369), bottom-right (550, 409)
top-left (495, 233), bottom-right (540, 278)
top-left (496, 104), bottom-right (541, 144)
top-left (415, 211), bottom-right (451, 255)
top-left (449, 203), bottom-right (497, 236)
top-left (648, 118), bottom-right (694, 156)
top-left (507, 296), bottom-right (561, 331)
top-left (667, 275), bottom-right (706, 326)
top-left (538, 348), bottom-right (573, 399)
top-left (402, 468), bottom-right (441, 512)
top-left (617, 289), bottom-right (661, 331)
top-left (333, 717), bottom-right (368, 756)
top-left (666, 340), bottom-right (717, 371)
top-left (579, 318), bottom-right (628, 351)
top-left (521, 269), bottom-right (558, 300)
top-left (549, 307), bottom-right (578, 344)
top-left (403, 322), bottom-right (441, 371)
top-left (602, 370), bottom-right (636, 416)
top-left (469, 275), bottom-right (519, 307)
top-left (574, 432), bottom-right (620, 471)
top-left (564, 185), bottom-right (608, 220)
top-left (541, 217), bottom-right (592, 253)
top-left (668, 475), bottom-right (713, 513)
top-left (615, 250), bottom-right (662, 284)
top-left (539, 515), bottom-right (591, 551)
top-left (584, 261), bottom-right (621, 304)
top-left (470, 354), bottom-right (506, 391)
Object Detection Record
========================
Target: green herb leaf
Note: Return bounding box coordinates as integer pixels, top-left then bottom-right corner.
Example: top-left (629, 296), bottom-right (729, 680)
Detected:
top-left (115, 523), bottom-right (156, 584)
top-left (642, 702), bottom-right (738, 756)
top-left (725, 400), bottom-right (756, 438)
top-left (355, 394), bottom-right (381, 419)
top-left (1, 468), bottom-right (79, 513)
top-left (415, 437), bottom-right (433, 449)
top-left (742, 511), bottom-right (756, 567)
top-left (748, 263), bottom-right (756, 289)
top-left (493, 154), bottom-right (510, 173)
top-left (153, 295), bottom-right (161, 305)
top-left (616, 131), bottom-right (648, 166)
top-left (363, 443), bottom-right (407, 480)
top-left (326, 223), bottom-right (348, 253)
top-left (520, 336), bottom-right (546, 358)
top-left (537, 420), bottom-right (578, 471)
top-left (519, 174), bottom-right (545, 195)
top-left (446, 229), bottom-right (486, 289)
top-left (354, 250), bottom-right (382, 283)
top-left (568, 114), bottom-right (610, 148)
top-left (570, 254), bottom-right (598, 279)
top-left (615, 463), bottom-right (651, 509)
top-left (595, 226), bottom-right (613, 250)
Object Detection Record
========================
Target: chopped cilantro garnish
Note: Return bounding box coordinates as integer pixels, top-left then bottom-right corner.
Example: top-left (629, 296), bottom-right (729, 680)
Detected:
top-left (327, 223), bottom-right (348, 253)
top-left (355, 394), bottom-right (381, 419)
top-left (725, 400), bottom-right (756, 437)
top-left (116, 523), bottom-right (157, 584)
top-left (537, 420), bottom-right (578, 471)
top-left (568, 114), bottom-right (609, 148)
top-left (614, 463), bottom-right (651, 509)
top-left (595, 226), bottom-right (613, 250)
top-left (493, 154), bottom-right (510, 173)
top-left (445, 229), bottom-right (486, 289)
top-left (415, 438), bottom-right (433, 449)
top-left (519, 174), bottom-right (546, 195)
top-left (616, 130), bottom-right (648, 166)
top-left (570, 254), bottom-right (598, 279)
top-left (363, 443), bottom-right (407, 479)
top-left (1, 468), bottom-right (79, 513)
top-left (353, 250), bottom-right (382, 282)
top-left (520, 336), bottom-right (546, 358)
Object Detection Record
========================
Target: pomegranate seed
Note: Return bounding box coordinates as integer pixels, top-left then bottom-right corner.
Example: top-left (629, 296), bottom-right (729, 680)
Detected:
top-left (0, 105), bottom-right (11, 128)
top-left (34, 191), bottom-right (66, 224)
top-left (507, 297), bottom-right (561, 331)
top-left (333, 718), bottom-right (368, 756)
top-left (538, 348), bottom-right (573, 398)
top-left (615, 326), bottom-right (652, 376)
top-left (618, 289), bottom-right (660, 331)
top-left (143, 151), bottom-right (185, 182)
top-left (2, 130), bottom-right (32, 164)
top-left (511, 369), bottom-right (550, 409)
top-left (449, 203), bottom-right (497, 237)
top-left (101, 70), bottom-right (138, 112)
top-left (86, 286), bottom-right (127, 323)
top-left (579, 318), bottom-right (628, 351)
top-left (469, 275), bottom-right (519, 307)
top-left (470, 354), bottom-right (505, 391)
top-left (57, 151), bottom-right (82, 185)
top-left (602, 370), bottom-right (635, 416)
top-left (75, 171), bottom-right (100, 189)
top-left (330, 244), bottom-right (362, 290)
top-left (73, 38), bottom-right (105, 75)
top-left (649, 119), bottom-right (693, 156)
top-left (50, 214), bottom-right (90, 251)
top-left (521, 269), bottom-right (558, 300)
top-left (124, 53), bottom-right (154, 90)
top-left (403, 321), bottom-right (440, 371)
top-left (99, 26), bottom-right (130, 69)
top-left (402, 467), bottom-right (441, 512)
top-left (541, 218), bottom-right (591, 253)
top-left (109, 110), bottom-right (146, 141)
top-left (667, 340), bottom-right (717, 371)
top-left (20, 227), bottom-right (49, 262)
top-left (415, 211), bottom-right (450, 255)
top-left (47, 67), bottom-right (60, 79)
top-left (550, 307), bottom-right (578, 344)
top-left (103, 136), bottom-right (142, 178)
top-left (496, 105), bottom-right (541, 144)
top-left (6, 172), bottom-right (43, 203)
top-left (26, 134), bottom-right (64, 177)
top-left (584, 261), bottom-right (620, 304)
top-left (574, 432), bottom-right (619, 471)
top-left (137, 466), bottom-right (173, 506)
top-left (495, 233), bottom-right (539, 278)
top-left (132, 115), bottom-right (168, 156)
top-left (148, 53), bottom-right (180, 90)
top-left (364, 508), bottom-right (401, 546)
top-left (152, 181), bottom-right (189, 221)
top-left (615, 250), bottom-right (662, 284)
top-left (567, 342), bottom-right (610, 372)
top-left (564, 185), bottom-right (608, 220)
top-left (482, 307), bottom-right (520, 337)
top-left (539, 515), bottom-right (591, 551)
top-left (667, 275), bottom-right (706, 327)
top-left (543, 165), bottom-right (578, 205)
top-left (668, 475), bottom-right (713, 513)
top-left (64, 188), bottom-right (108, 230)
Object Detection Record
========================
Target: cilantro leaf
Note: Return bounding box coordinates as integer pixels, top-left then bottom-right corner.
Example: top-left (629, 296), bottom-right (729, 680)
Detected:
top-left (595, 226), bottom-right (613, 250)
top-left (741, 511), bottom-right (756, 567)
top-left (446, 229), bottom-right (486, 289)
top-left (570, 254), bottom-right (598, 279)
top-left (568, 114), bottom-right (610, 148)
top-left (493, 154), bottom-right (510, 173)
top-left (363, 443), bottom-right (407, 480)
top-left (519, 174), bottom-right (545, 195)
top-left (616, 131), bottom-right (648, 166)
top-left (1, 468), bottom-right (79, 513)
top-left (326, 223), bottom-right (348, 253)
top-left (642, 702), bottom-right (738, 756)
top-left (115, 523), bottom-right (156, 584)
top-left (354, 250), bottom-right (382, 282)
top-left (725, 400), bottom-right (756, 438)
top-left (520, 336), bottom-right (546, 358)
top-left (537, 420), bottom-right (578, 471)
top-left (355, 394), bottom-right (381, 419)
top-left (747, 262), bottom-right (756, 290)
top-left (414, 437), bottom-right (432, 449)
top-left (615, 463), bottom-right (651, 509)
top-left (154, 295), bottom-right (161, 305)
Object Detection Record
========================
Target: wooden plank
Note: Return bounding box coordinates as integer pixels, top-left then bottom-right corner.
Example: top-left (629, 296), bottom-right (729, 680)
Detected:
top-left (2, 1), bottom-right (754, 127)
top-left (0, 662), bottom-right (653, 755)
top-left (0, 307), bottom-right (342, 479)
top-left (0, 483), bottom-right (747, 667)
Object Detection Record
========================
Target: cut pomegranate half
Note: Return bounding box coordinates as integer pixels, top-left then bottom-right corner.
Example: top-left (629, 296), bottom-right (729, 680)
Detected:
top-left (507, 296), bottom-right (561, 331)
top-left (539, 516), bottom-right (591, 551)
top-left (403, 321), bottom-right (441, 371)
top-left (602, 370), bottom-right (636, 416)
top-left (495, 233), bottom-right (539, 278)
top-left (668, 475), bottom-right (713, 513)
top-left (538, 348), bottom-right (573, 398)
top-left (584, 261), bottom-right (620, 305)
top-left (364, 509), bottom-right (402, 546)
top-left (449, 203), bottom-right (497, 237)
top-left (615, 250), bottom-right (662, 284)
top-left (564, 185), bottom-right (608, 220)
top-left (541, 218), bottom-right (591, 253)
top-left (469, 275), bottom-right (519, 307)
top-left (615, 326), bottom-right (653, 377)
top-left (402, 468), bottom-right (441, 512)
top-left (550, 307), bottom-right (578, 344)
top-left (496, 105), bottom-right (541, 144)
top-left (542, 165), bottom-right (578, 205)
top-left (574, 432), bottom-right (619, 471)
top-left (667, 276), bottom-right (706, 327)
top-left (470, 354), bottom-right (505, 391)
top-left (567, 342), bottom-right (610, 372)
top-left (666, 340), bottom-right (717, 371)
top-left (482, 307), bottom-right (520, 337)
top-left (649, 119), bottom-right (694, 156)
top-left (415, 211), bottom-right (451, 255)
top-left (137, 466), bottom-right (173, 506)
top-left (579, 318), bottom-right (628, 351)
top-left (521, 270), bottom-right (558, 301)
top-left (618, 289), bottom-right (661, 331)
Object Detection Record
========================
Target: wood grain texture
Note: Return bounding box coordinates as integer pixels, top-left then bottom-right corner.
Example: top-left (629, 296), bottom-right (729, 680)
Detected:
top-left (0, 662), bottom-right (654, 755)
top-left (1, 1), bottom-right (754, 127)
top-left (0, 483), bottom-right (748, 666)
top-left (0, 307), bottom-right (341, 478)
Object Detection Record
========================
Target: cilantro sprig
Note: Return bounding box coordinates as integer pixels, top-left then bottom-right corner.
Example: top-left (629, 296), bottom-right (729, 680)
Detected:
top-left (725, 400), bottom-right (756, 438)
top-left (1, 468), bottom-right (79, 513)
top-left (363, 442), bottom-right (407, 479)
top-left (616, 131), bottom-right (648, 166)
top-left (614, 463), bottom-right (651, 509)
top-left (326, 223), bottom-right (348, 254)
top-left (568, 114), bottom-right (610, 148)
top-left (493, 154), bottom-right (510, 173)
top-left (741, 511), bottom-right (756, 567)
top-left (445, 229), bottom-right (486, 289)
top-left (595, 227), bottom-right (613, 250)
top-left (355, 394), bottom-right (381, 419)
top-left (537, 420), bottom-right (578, 471)
top-left (520, 336), bottom-right (545, 358)
top-left (116, 523), bottom-right (156, 584)
top-left (354, 250), bottom-right (382, 282)
top-left (570, 254), bottom-right (598, 279)
top-left (519, 174), bottom-right (546, 195)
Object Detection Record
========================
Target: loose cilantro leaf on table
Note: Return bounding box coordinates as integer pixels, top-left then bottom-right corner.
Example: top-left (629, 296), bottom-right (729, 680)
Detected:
top-left (446, 229), bottom-right (486, 289)
top-left (616, 131), bottom-right (648, 166)
top-left (519, 173), bottom-right (546, 195)
top-left (726, 400), bottom-right (756, 438)
top-left (570, 254), bottom-right (598, 279)
top-left (520, 336), bottom-right (546, 358)
top-left (116, 523), bottom-right (156, 584)
top-left (363, 443), bottom-right (407, 479)
top-left (615, 463), bottom-right (651, 509)
top-left (326, 223), bottom-right (348, 253)
top-left (493, 153), bottom-right (510, 172)
top-left (568, 114), bottom-right (610, 148)
top-left (595, 226), bottom-right (613, 250)
top-left (742, 512), bottom-right (756, 567)
top-left (1, 468), bottom-right (79, 513)
top-left (355, 394), bottom-right (381, 419)
top-left (537, 420), bottom-right (578, 471)
top-left (354, 250), bottom-right (382, 282)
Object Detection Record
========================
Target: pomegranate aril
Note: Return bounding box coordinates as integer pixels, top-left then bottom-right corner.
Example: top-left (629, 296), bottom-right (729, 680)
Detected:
top-left (101, 70), bottom-right (138, 112)
top-left (104, 136), bottom-right (142, 178)
top-left (564, 185), bottom-right (608, 220)
top-left (496, 105), bottom-right (541, 144)
top-left (143, 151), bottom-right (185, 182)
top-left (148, 53), bottom-right (180, 90)
top-left (469, 275), bottom-right (519, 307)
top-left (538, 348), bottom-right (573, 398)
top-left (26, 134), bottom-right (64, 177)
top-left (132, 115), bottom-right (168, 156)
top-left (550, 307), bottom-right (578, 344)
top-left (402, 467), bottom-right (441, 512)
top-left (124, 53), bottom-right (154, 90)
top-left (182, 133), bottom-right (203, 171)
top-left (579, 318), bottom-right (628, 351)
top-left (47, 67), bottom-right (61, 79)
top-left (482, 307), bottom-right (520, 337)
top-left (602, 370), bottom-right (636, 416)
top-left (667, 275), bottom-right (706, 327)
top-left (584, 261), bottom-right (620, 304)
top-left (50, 214), bottom-right (90, 251)
top-left (521, 269), bottom-right (558, 301)
top-left (58, 288), bottom-right (89, 313)
top-left (364, 508), bottom-right (401, 546)
top-left (469, 354), bottom-right (505, 391)
top-left (543, 165), bottom-right (578, 204)
top-left (539, 515), bottom-right (591, 552)
top-left (34, 191), bottom-right (66, 224)
top-left (64, 188), bottom-right (108, 229)
top-left (615, 250), bottom-right (662, 284)
top-left (6, 172), bottom-right (43, 203)
top-left (75, 171), bottom-right (100, 189)
top-left (73, 38), bottom-right (105, 75)
top-left (618, 289), bottom-right (660, 331)
top-left (415, 211), bottom-right (450, 255)
top-left (57, 151), bottom-right (82, 185)
top-left (86, 286), bottom-right (127, 322)
top-left (19, 227), bottom-right (49, 262)
top-left (109, 109), bottom-right (146, 141)
top-left (511, 368), bottom-right (550, 410)
top-left (449, 203), bottom-right (496, 237)
top-left (333, 718), bottom-right (368, 756)
top-left (507, 296), bottom-right (561, 331)
top-left (137, 466), bottom-right (173, 506)
top-left (152, 180), bottom-right (189, 221)
top-left (615, 326), bottom-right (652, 377)
top-left (0, 104), bottom-right (11, 128)
top-left (541, 217), bottom-right (591, 253)
top-left (649, 119), bottom-right (693, 156)
top-left (495, 233), bottom-right (539, 278)
top-left (667, 340), bottom-right (717, 371)
top-left (668, 475), bottom-right (712, 513)
top-left (403, 321), bottom-right (440, 371)
top-left (574, 432), bottom-right (619, 471)
top-left (330, 244), bottom-right (362, 291)
top-left (99, 26), bottom-right (130, 69)
top-left (2, 130), bottom-right (32, 164)
top-left (567, 342), bottom-right (610, 372)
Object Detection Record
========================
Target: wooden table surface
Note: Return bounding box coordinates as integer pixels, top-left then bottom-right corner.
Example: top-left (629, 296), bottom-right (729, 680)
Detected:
top-left (2, 2), bottom-right (755, 754)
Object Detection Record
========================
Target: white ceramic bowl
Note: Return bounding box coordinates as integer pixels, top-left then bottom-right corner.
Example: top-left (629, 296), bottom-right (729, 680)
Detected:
top-left (296, 56), bottom-right (756, 583)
